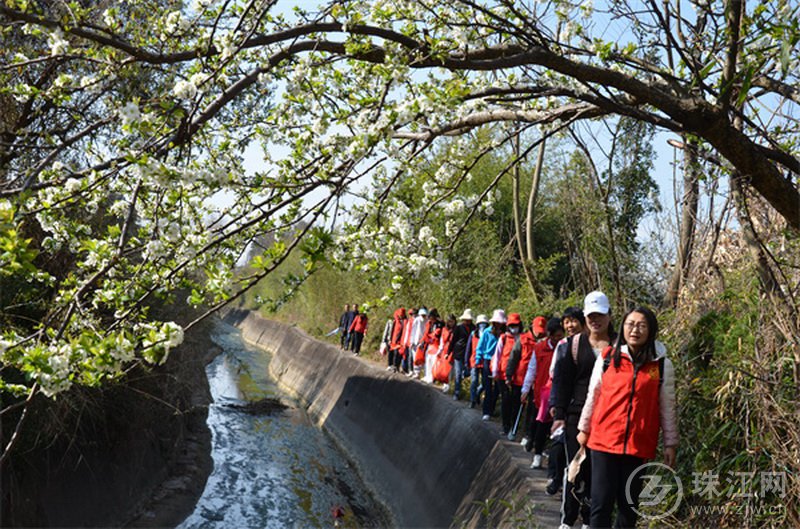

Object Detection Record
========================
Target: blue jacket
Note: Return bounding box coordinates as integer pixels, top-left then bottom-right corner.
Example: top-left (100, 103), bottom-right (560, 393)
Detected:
top-left (475, 330), bottom-right (499, 363)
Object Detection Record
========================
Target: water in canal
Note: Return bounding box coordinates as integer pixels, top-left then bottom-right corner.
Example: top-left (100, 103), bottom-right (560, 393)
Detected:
top-left (178, 320), bottom-right (391, 529)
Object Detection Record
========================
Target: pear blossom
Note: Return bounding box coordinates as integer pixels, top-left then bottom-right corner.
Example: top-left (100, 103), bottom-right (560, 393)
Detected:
top-left (173, 80), bottom-right (198, 100)
top-left (119, 101), bottom-right (141, 125)
top-left (49, 30), bottom-right (69, 56)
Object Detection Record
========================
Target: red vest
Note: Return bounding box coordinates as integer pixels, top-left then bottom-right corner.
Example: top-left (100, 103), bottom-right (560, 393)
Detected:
top-left (532, 339), bottom-right (556, 403)
top-left (349, 313), bottom-right (368, 333)
top-left (588, 350), bottom-right (663, 459)
top-left (510, 334), bottom-right (536, 386)
top-left (440, 327), bottom-right (453, 358)
top-left (497, 332), bottom-right (533, 382)
top-left (469, 334), bottom-right (481, 369)
top-left (422, 321), bottom-right (442, 352)
top-left (390, 310), bottom-right (406, 351)
top-left (400, 318), bottom-right (414, 349)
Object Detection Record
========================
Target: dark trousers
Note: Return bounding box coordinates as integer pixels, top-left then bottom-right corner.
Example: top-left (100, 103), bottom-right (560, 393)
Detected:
top-left (561, 413), bottom-right (591, 526)
top-left (532, 418), bottom-right (552, 454)
top-left (523, 391), bottom-right (537, 439)
top-left (340, 330), bottom-right (349, 348)
top-left (481, 364), bottom-right (497, 417)
top-left (548, 437), bottom-right (566, 482)
top-left (350, 331), bottom-right (364, 355)
top-left (497, 380), bottom-right (511, 432)
top-left (590, 450), bottom-right (645, 529)
top-left (387, 348), bottom-right (402, 368)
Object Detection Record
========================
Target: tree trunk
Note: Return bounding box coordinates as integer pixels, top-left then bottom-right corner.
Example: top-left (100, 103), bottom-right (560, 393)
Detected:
top-left (664, 136), bottom-right (700, 307)
top-left (525, 139), bottom-right (546, 263)
top-left (730, 170), bottom-right (783, 298)
top-left (512, 131), bottom-right (539, 301)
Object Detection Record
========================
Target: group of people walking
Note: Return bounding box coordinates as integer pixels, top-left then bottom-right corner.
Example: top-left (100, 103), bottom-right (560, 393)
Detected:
top-left (336, 291), bottom-right (678, 528)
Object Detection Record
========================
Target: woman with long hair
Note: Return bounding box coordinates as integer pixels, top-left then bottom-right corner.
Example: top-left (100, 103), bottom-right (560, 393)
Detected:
top-left (577, 306), bottom-right (678, 528)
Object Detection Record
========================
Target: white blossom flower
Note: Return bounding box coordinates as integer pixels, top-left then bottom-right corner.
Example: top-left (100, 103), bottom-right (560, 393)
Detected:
top-left (445, 219), bottom-right (457, 237)
top-left (145, 239), bottom-right (165, 259)
top-left (64, 178), bottom-right (82, 194)
top-left (173, 79), bottom-right (198, 100)
top-left (49, 30), bottom-right (69, 56)
top-left (443, 198), bottom-right (465, 216)
top-left (103, 9), bottom-right (116, 27)
top-left (119, 101), bottom-right (141, 125)
top-left (418, 226), bottom-right (433, 243)
top-left (191, 0), bottom-right (214, 11)
top-left (164, 11), bottom-right (189, 34)
top-left (162, 321), bottom-right (184, 348)
top-left (189, 72), bottom-right (209, 90)
top-left (214, 30), bottom-right (237, 60)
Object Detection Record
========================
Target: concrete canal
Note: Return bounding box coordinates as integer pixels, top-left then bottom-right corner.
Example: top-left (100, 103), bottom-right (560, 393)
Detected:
top-left (178, 320), bottom-right (390, 528)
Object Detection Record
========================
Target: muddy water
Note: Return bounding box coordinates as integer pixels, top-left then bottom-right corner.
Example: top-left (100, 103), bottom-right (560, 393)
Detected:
top-left (178, 321), bottom-right (391, 529)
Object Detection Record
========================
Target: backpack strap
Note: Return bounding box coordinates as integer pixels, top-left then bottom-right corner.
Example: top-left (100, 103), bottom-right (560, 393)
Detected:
top-left (570, 334), bottom-right (580, 363)
top-left (601, 345), bottom-right (614, 372)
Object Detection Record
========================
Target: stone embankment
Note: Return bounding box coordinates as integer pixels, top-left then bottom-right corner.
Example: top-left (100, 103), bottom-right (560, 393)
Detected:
top-left (225, 309), bottom-right (561, 528)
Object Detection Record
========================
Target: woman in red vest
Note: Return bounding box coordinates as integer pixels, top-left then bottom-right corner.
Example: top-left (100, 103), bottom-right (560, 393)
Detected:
top-left (577, 307), bottom-right (678, 528)
top-left (348, 310), bottom-right (368, 355)
top-left (387, 307), bottom-right (407, 372)
top-left (493, 313), bottom-right (535, 439)
top-left (420, 309), bottom-right (443, 382)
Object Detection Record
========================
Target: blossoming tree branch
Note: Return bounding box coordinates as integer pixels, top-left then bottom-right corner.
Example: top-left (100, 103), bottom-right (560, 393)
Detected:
top-left (0, 0), bottom-right (798, 457)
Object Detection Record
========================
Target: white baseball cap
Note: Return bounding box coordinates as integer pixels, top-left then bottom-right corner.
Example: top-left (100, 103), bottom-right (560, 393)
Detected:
top-left (459, 308), bottom-right (474, 321)
top-left (583, 291), bottom-right (610, 315)
top-left (418, 308), bottom-right (428, 316)
top-left (475, 314), bottom-right (489, 325)
top-left (489, 309), bottom-right (507, 324)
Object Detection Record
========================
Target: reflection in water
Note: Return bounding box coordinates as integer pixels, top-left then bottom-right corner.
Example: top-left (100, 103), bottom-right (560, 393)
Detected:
top-left (178, 321), bottom-right (390, 529)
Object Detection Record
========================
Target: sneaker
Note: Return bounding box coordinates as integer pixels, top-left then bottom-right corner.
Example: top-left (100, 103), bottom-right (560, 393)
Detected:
top-left (441, 384), bottom-right (450, 393)
top-left (531, 454), bottom-right (542, 469)
top-left (545, 479), bottom-right (558, 496)
top-left (520, 437), bottom-right (529, 448)
top-left (581, 525), bottom-right (590, 529)
top-left (481, 415), bottom-right (490, 421)
top-left (558, 524), bottom-right (571, 529)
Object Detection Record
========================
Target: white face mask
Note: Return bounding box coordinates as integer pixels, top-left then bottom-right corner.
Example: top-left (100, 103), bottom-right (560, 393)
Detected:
top-left (509, 326), bottom-right (520, 334)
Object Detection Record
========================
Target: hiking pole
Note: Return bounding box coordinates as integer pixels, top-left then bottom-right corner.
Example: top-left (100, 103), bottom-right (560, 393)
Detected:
top-left (511, 400), bottom-right (525, 437)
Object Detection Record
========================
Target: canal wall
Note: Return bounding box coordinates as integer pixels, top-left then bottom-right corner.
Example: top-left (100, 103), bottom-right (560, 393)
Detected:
top-left (225, 309), bottom-right (559, 529)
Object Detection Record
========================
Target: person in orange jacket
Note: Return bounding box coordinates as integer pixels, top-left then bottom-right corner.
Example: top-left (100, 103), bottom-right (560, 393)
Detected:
top-left (348, 309), bottom-right (368, 356)
top-left (387, 307), bottom-right (407, 372)
top-left (493, 313), bottom-right (535, 440)
top-left (421, 309), bottom-right (444, 383)
top-left (521, 317), bottom-right (564, 467)
top-left (432, 314), bottom-right (456, 389)
top-left (399, 307), bottom-right (417, 374)
top-left (577, 306), bottom-right (678, 528)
